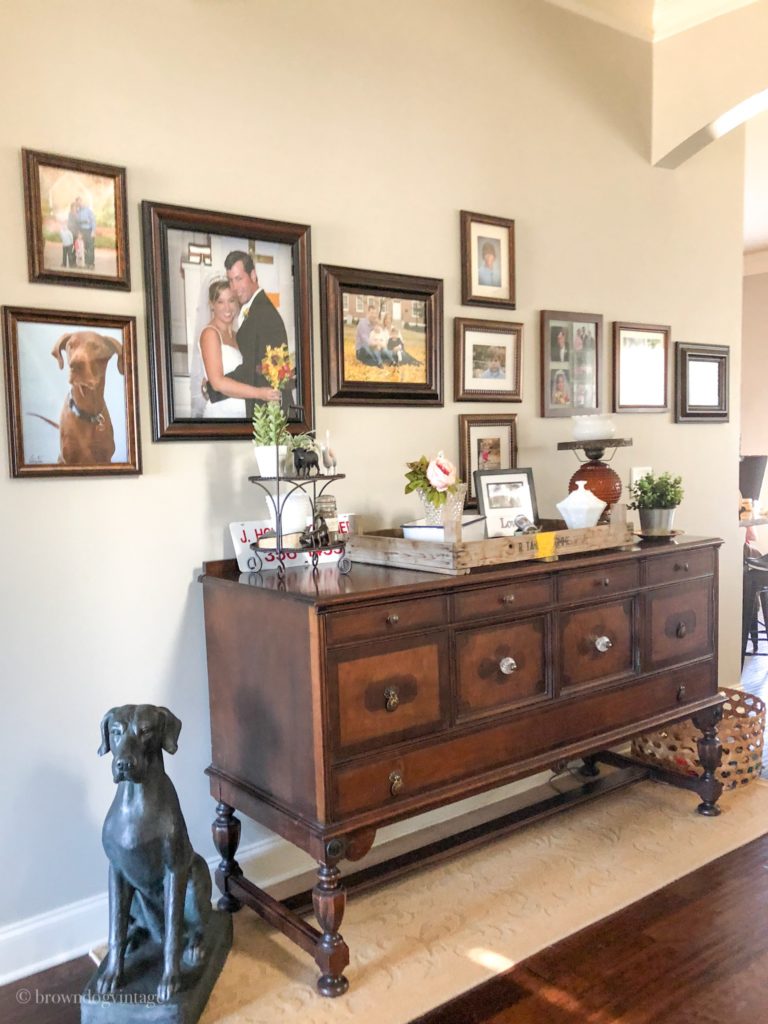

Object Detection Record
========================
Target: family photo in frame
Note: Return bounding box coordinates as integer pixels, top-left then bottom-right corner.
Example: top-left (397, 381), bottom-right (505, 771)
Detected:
top-left (460, 210), bottom-right (516, 309)
top-left (454, 318), bottom-right (523, 402)
top-left (2, 306), bottom-right (141, 477)
top-left (540, 309), bottom-right (602, 417)
top-left (22, 149), bottom-right (130, 290)
top-left (141, 201), bottom-right (313, 441)
top-left (459, 414), bottom-right (518, 508)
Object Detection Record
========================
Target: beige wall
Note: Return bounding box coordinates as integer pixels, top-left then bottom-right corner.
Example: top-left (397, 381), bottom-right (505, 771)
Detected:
top-left (0, 0), bottom-right (745, 967)
top-left (741, 256), bottom-right (768, 545)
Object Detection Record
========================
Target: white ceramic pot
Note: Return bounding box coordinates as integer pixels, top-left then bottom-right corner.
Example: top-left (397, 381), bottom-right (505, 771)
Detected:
top-left (269, 489), bottom-right (313, 535)
top-left (556, 480), bottom-right (606, 529)
top-left (571, 415), bottom-right (616, 441)
top-left (253, 444), bottom-right (288, 478)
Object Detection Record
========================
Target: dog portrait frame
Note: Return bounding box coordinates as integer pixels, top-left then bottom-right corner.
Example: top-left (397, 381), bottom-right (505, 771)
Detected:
top-left (475, 467), bottom-right (538, 537)
top-left (320, 264), bottom-right (443, 406)
top-left (675, 342), bottom-right (729, 422)
top-left (454, 317), bottom-right (523, 401)
top-left (540, 309), bottom-right (603, 418)
top-left (142, 200), bottom-right (313, 441)
top-left (460, 211), bottom-right (516, 309)
top-left (2, 306), bottom-right (141, 478)
top-left (612, 321), bottom-right (670, 412)
top-left (22, 149), bottom-right (130, 290)
top-left (459, 413), bottom-right (518, 508)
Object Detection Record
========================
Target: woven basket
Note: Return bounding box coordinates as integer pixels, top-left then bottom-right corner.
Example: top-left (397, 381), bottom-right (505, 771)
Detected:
top-left (630, 687), bottom-right (766, 790)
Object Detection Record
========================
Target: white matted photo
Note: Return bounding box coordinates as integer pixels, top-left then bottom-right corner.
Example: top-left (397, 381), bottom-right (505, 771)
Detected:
top-left (454, 318), bottom-right (523, 401)
top-left (612, 322), bottom-right (669, 412)
top-left (474, 467), bottom-right (538, 537)
top-left (460, 211), bottom-right (516, 309)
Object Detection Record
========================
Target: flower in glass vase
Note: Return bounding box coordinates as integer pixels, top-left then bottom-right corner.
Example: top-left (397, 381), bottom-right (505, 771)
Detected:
top-left (405, 451), bottom-right (465, 526)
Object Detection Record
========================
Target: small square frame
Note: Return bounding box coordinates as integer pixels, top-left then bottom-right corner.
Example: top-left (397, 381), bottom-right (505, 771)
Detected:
top-left (459, 413), bottom-right (518, 508)
top-left (675, 342), bottom-right (729, 422)
top-left (475, 467), bottom-right (538, 537)
top-left (454, 318), bottom-right (523, 402)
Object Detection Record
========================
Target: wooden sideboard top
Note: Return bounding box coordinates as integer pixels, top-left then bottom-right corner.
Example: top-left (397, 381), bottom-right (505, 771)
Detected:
top-left (201, 535), bottom-right (722, 608)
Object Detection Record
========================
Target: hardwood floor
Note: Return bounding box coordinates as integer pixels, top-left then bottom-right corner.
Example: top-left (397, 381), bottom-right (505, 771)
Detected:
top-left (1, 956), bottom-right (93, 1024)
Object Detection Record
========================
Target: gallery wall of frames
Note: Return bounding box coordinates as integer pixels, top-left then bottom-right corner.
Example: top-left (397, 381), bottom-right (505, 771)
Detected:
top-left (3, 147), bottom-right (729, 495)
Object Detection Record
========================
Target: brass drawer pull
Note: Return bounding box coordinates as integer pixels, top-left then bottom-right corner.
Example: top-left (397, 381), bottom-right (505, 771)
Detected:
top-left (499, 656), bottom-right (518, 675)
top-left (677, 685), bottom-right (687, 702)
top-left (594, 635), bottom-right (613, 653)
top-left (389, 771), bottom-right (404, 796)
top-left (501, 594), bottom-right (516, 604)
top-left (674, 562), bottom-right (689, 572)
top-left (385, 613), bottom-right (400, 626)
top-left (676, 621), bottom-right (688, 639)
top-left (383, 686), bottom-right (400, 712)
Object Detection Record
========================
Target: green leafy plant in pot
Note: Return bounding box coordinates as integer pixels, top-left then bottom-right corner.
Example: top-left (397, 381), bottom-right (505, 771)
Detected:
top-left (628, 471), bottom-right (684, 536)
top-left (252, 401), bottom-right (291, 477)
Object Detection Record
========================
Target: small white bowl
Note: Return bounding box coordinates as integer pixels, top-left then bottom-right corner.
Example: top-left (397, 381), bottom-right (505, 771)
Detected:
top-left (571, 415), bottom-right (616, 441)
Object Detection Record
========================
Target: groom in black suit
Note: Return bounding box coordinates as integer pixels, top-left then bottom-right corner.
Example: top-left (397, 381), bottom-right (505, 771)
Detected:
top-left (206, 249), bottom-right (288, 420)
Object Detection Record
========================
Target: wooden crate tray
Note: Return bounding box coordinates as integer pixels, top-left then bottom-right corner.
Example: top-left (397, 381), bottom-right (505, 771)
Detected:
top-left (347, 518), bottom-right (635, 575)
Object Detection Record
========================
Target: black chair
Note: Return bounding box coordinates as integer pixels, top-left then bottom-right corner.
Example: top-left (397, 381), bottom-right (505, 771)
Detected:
top-left (742, 554), bottom-right (768, 666)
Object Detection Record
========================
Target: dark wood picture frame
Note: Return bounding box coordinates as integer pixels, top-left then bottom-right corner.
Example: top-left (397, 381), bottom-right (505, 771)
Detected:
top-left (454, 318), bottom-right (523, 402)
top-left (460, 210), bottom-right (516, 309)
top-left (612, 321), bottom-right (670, 413)
top-left (141, 200), bottom-right (313, 441)
top-left (22, 149), bottom-right (130, 290)
top-left (540, 309), bottom-right (603, 418)
top-left (459, 413), bottom-right (518, 508)
top-left (319, 264), bottom-right (443, 406)
top-left (675, 342), bottom-right (729, 422)
top-left (2, 306), bottom-right (141, 477)
top-left (475, 467), bottom-right (538, 537)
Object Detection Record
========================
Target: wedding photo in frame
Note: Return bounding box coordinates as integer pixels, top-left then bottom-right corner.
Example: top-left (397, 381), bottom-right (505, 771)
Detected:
top-left (475, 467), bottom-right (538, 537)
top-left (454, 318), bottom-right (523, 402)
top-left (675, 342), bottom-right (729, 422)
top-left (459, 414), bottom-right (518, 508)
top-left (460, 210), bottom-right (516, 309)
top-left (22, 149), bottom-right (130, 290)
top-left (320, 264), bottom-right (443, 406)
top-left (141, 200), bottom-right (313, 441)
top-left (613, 321), bottom-right (670, 412)
top-left (2, 306), bottom-right (141, 478)
top-left (540, 309), bottom-right (602, 418)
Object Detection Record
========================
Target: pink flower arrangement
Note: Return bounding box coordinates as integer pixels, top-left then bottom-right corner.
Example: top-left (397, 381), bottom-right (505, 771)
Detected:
top-left (404, 451), bottom-right (462, 507)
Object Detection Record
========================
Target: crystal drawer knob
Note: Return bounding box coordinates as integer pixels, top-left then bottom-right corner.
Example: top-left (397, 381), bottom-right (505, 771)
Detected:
top-left (389, 771), bottom-right (404, 796)
top-left (383, 686), bottom-right (400, 712)
top-left (499, 656), bottom-right (518, 675)
top-left (676, 621), bottom-right (688, 639)
top-left (386, 613), bottom-right (400, 626)
top-left (501, 594), bottom-right (516, 605)
top-left (594, 635), bottom-right (613, 653)
top-left (674, 562), bottom-right (689, 572)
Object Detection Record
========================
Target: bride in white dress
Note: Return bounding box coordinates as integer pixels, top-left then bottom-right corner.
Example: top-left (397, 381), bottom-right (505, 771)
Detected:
top-left (200, 280), bottom-right (279, 419)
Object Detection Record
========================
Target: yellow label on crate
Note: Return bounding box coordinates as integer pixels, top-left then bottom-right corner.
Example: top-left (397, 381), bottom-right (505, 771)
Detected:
top-left (535, 531), bottom-right (556, 559)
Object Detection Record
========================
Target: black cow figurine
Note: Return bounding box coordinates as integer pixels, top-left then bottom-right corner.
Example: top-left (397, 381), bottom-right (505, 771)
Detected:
top-left (293, 446), bottom-right (319, 478)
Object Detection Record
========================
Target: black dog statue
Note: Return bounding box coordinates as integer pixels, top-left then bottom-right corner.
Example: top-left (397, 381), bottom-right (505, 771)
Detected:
top-left (82, 705), bottom-right (231, 1022)
top-left (293, 446), bottom-right (319, 478)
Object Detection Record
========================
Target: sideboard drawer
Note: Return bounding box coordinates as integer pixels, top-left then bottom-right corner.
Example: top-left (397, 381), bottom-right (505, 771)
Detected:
top-left (331, 660), bottom-right (716, 819)
top-left (558, 561), bottom-right (639, 604)
top-left (453, 577), bottom-right (553, 623)
top-left (645, 547), bottom-right (715, 587)
top-left (328, 635), bottom-right (448, 757)
top-left (325, 594), bottom-right (448, 646)
top-left (560, 597), bottom-right (638, 691)
top-left (455, 615), bottom-right (550, 721)
top-left (645, 580), bottom-right (713, 670)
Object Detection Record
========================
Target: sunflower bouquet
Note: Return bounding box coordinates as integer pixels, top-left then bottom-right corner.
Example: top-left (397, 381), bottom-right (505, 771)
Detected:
top-left (261, 344), bottom-right (294, 390)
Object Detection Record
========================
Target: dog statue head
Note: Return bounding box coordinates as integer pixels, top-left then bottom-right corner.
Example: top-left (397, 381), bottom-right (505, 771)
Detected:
top-left (98, 704), bottom-right (182, 784)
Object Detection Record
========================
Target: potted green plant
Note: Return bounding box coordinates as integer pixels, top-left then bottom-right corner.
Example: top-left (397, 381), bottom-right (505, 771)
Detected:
top-left (628, 471), bottom-right (684, 535)
top-left (251, 402), bottom-right (291, 477)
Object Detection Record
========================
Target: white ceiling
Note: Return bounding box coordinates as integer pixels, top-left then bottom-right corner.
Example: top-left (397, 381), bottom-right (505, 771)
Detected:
top-left (548, 0), bottom-right (768, 251)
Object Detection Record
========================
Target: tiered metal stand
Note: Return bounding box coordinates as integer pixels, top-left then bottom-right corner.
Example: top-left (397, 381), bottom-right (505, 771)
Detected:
top-left (248, 461), bottom-right (351, 578)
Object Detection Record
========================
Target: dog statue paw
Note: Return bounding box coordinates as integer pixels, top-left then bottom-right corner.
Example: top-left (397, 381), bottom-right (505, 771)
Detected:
top-left (157, 968), bottom-right (183, 1002)
top-left (93, 958), bottom-right (123, 995)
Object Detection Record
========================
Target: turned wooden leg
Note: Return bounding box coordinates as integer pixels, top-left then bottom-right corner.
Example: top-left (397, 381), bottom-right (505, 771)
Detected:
top-left (312, 848), bottom-right (349, 997)
top-left (212, 801), bottom-right (243, 912)
top-left (692, 706), bottom-right (724, 817)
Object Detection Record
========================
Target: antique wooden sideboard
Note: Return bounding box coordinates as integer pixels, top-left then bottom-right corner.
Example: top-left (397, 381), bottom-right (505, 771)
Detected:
top-left (201, 536), bottom-right (724, 996)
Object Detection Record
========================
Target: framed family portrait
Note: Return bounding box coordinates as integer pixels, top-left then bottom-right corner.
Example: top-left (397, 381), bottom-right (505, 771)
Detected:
top-left (22, 149), bottom-right (130, 290)
top-left (675, 342), bottom-right (729, 422)
top-left (459, 414), bottom-right (518, 508)
top-left (141, 201), bottom-right (313, 441)
top-left (475, 468), bottom-right (538, 537)
top-left (454, 318), bottom-right (523, 402)
top-left (540, 309), bottom-right (602, 418)
top-left (460, 210), bottom-right (516, 309)
top-left (2, 306), bottom-right (141, 477)
top-left (319, 264), bottom-right (443, 406)
top-left (613, 321), bottom-right (670, 412)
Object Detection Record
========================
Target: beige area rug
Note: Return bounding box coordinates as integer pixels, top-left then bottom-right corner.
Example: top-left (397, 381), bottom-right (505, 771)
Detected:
top-left (202, 780), bottom-right (768, 1023)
